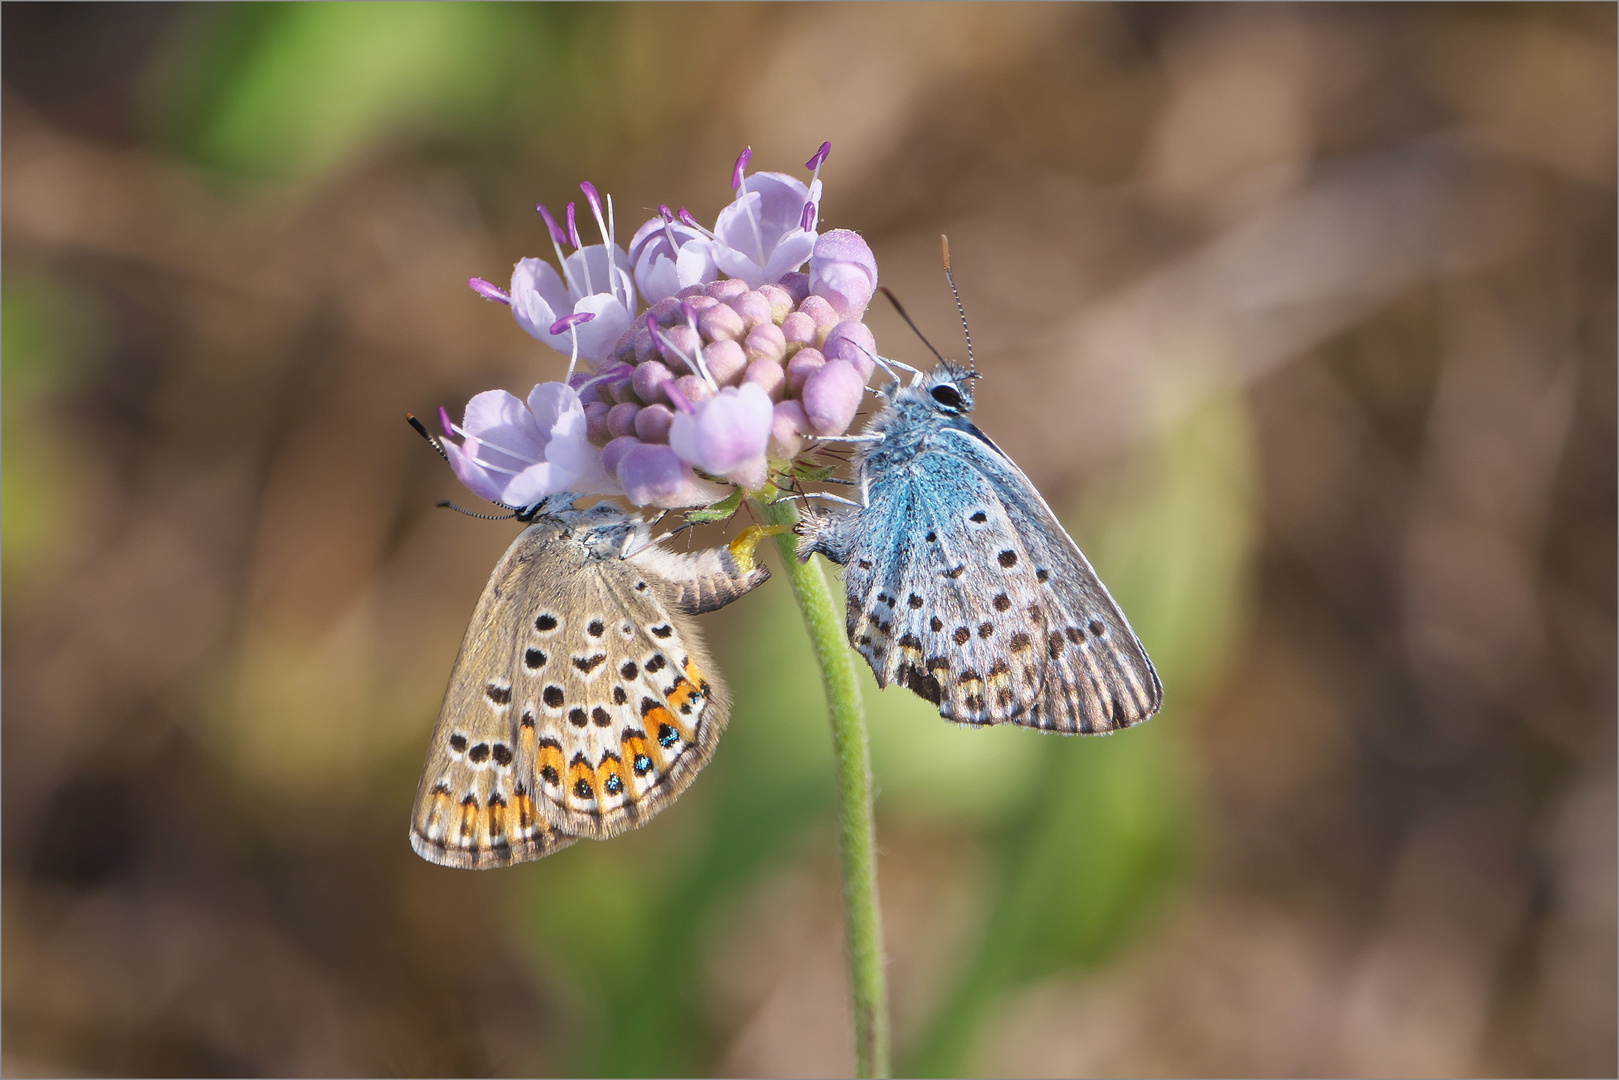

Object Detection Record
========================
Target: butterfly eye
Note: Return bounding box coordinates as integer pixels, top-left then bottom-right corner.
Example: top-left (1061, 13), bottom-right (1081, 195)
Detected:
top-left (930, 384), bottom-right (965, 411)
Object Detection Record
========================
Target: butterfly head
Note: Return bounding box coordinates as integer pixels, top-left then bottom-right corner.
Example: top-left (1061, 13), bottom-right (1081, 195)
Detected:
top-left (910, 360), bottom-right (977, 415)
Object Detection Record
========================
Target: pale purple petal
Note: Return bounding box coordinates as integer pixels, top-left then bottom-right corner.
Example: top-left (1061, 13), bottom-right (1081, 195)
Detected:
top-left (711, 172), bottom-right (816, 287)
top-left (510, 258), bottom-right (570, 341)
top-left (618, 442), bottom-right (706, 507)
top-left (443, 383), bottom-right (608, 506)
top-left (442, 439), bottom-right (507, 503)
top-left (668, 382), bottom-right (774, 482)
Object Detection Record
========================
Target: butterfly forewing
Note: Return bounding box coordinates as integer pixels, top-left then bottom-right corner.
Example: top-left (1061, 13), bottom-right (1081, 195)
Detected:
top-left (411, 506), bottom-right (765, 869)
top-left (948, 426), bottom-right (1163, 731)
top-left (412, 522), bottom-right (581, 868)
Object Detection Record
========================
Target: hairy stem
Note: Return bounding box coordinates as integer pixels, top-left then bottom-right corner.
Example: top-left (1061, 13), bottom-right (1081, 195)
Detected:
top-left (755, 497), bottom-right (889, 1078)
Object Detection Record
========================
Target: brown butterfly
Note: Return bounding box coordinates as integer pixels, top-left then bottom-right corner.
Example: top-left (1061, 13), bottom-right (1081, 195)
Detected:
top-left (411, 495), bottom-right (770, 868)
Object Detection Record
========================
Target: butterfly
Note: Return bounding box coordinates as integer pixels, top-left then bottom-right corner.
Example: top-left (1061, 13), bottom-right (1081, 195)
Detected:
top-left (796, 361), bottom-right (1162, 733)
top-left (410, 494), bottom-right (770, 868)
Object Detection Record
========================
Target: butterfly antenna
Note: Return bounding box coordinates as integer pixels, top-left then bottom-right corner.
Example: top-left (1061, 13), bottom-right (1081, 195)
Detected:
top-left (941, 235), bottom-right (975, 376)
top-left (407, 413), bottom-right (451, 464)
top-left (435, 500), bottom-right (518, 521)
top-left (878, 286), bottom-right (946, 366)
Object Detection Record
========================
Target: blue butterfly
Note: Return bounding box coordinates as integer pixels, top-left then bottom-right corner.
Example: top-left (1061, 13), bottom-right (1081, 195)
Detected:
top-left (796, 361), bottom-right (1162, 733)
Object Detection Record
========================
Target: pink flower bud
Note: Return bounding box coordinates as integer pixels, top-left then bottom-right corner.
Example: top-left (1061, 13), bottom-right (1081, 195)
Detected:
top-left (795, 294), bottom-right (841, 345)
top-left (584, 402), bottom-right (612, 445)
top-left (786, 347), bottom-right (827, 395)
top-left (600, 435), bottom-right (641, 478)
top-left (649, 296), bottom-right (683, 324)
top-left (758, 283), bottom-right (794, 323)
top-left (810, 229), bottom-right (879, 318)
top-left (631, 359), bottom-right (674, 405)
top-left (607, 402), bottom-right (641, 439)
top-left (728, 290), bottom-right (773, 332)
top-left (744, 322), bottom-right (787, 365)
top-left (610, 327), bottom-right (637, 365)
top-left (633, 324), bottom-right (659, 364)
top-left (673, 374), bottom-right (715, 406)
top-left (803, 358), bottom-right (864, 435)
top-left (780, 311), bottom-right (817, 356)
top-left (685, 294), bottom-right (719, 312)
top-left (770, 399), bottom-right (809, 458)
top-left (659, 325), bottom-right (702, 372)
top-left (822, 320), bottom-right (878, 380)
top-left (745, 358), bottom-right (786, 402)
top-left (777, 272), bottom-right (811, 305)
top-left (698, 302), bottom-right (746, 342)
top-left (634, 403), bottom-right (675, 443)
top-left (675, 283), bottom-right (706, 300)
top-left (704, 278), bottom-right (749, 302)
top-left (703, 339), bottom-right (748, 386)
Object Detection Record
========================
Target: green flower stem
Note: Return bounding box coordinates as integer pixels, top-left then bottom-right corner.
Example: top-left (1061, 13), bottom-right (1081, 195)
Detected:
top-left (755, 497), bottom-right (890, 1078)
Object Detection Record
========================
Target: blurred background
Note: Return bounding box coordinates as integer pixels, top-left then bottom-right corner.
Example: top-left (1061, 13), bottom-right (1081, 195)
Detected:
top-left (3, 3), bottom-right (1613, 1076)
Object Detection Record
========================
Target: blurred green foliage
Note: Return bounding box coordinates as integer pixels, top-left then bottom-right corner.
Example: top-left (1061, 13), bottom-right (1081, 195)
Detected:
top-left (143, 3), bottom-right (566, 180)
top-left (1, 272), bottom-right (104, 607)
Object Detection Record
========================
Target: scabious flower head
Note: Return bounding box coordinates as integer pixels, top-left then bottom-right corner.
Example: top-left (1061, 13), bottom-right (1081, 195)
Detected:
top-left (448, 141), bottom-right (881, 511)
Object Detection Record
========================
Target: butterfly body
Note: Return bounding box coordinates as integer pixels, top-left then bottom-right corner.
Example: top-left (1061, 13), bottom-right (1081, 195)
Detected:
top-left (798, 362), bottom-right (1162, 734)
top-left (412, 495), bottom-right (768, 868)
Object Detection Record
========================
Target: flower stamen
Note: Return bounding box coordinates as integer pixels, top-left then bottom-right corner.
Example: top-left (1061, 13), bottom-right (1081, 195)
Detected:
top-left (537, 204), bottom-right (582, 298)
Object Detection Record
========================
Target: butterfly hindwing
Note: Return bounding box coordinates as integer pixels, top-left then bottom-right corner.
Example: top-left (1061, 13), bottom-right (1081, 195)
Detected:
top-left (516, 552), bottom-right (731, 840)
top-left (411, 502), bottom-right (767, 868)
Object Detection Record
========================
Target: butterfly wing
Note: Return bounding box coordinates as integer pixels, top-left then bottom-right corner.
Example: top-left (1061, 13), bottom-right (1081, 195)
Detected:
top-left (824, 424), bottom-right (1160, 734)
top-left (515, 546), bottom-right (739, 841)
top-left (411, 518), bottom-right (766, 868)
top-left (411, 521), bottom-right (581, 868)
top-left (949, 425), bottom-right (1162, 732)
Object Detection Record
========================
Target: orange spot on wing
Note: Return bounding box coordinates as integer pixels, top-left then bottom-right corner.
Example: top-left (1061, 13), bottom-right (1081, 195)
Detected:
top-left (643, 704), bottom-right (693, 748)
top-left (536, 741), bottom-right (565, 782)
top-left (567, 759), bottom-right (598, 802)
top-left (484, 797), bottom-right (508, 846)
top-left (595, 756), bottom-right (627, 801)
top-left (621, 730), bottom-right (655, 771)
top-left (456, 798), bottom-right (479, 845)
top-left (512, 791), bottom-right (538, 836)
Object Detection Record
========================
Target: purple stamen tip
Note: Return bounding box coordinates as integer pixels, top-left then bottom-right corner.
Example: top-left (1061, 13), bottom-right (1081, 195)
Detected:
top-left (800, 201), bottom-right (816, 232)
top-left (806, 141), bottom-right (831, 170)
top-left (645, 312), bottom-right (664, 346)
top-left (658, 204), bottom-right (675, 223)
top-left (677, 207), bottom-right (700, 230)
top-left (680, 300), bottom-right (700, 326)
top-left (580, 180), bottom-right (602, 217)
top-left (549, 311), bottom-right (597, 335)
top-left (468, 277), bottom-right (511, 304)
top-left (665, 381), bottom-right (694, 414)
top-left (537, 204), bottom-right (567, 247)
top-left (438, 406), bottom-right (455, 438)
top-left (565, 202), bottom-right (582, 249)
top-left (731, 146), bottom-right (752, 190)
